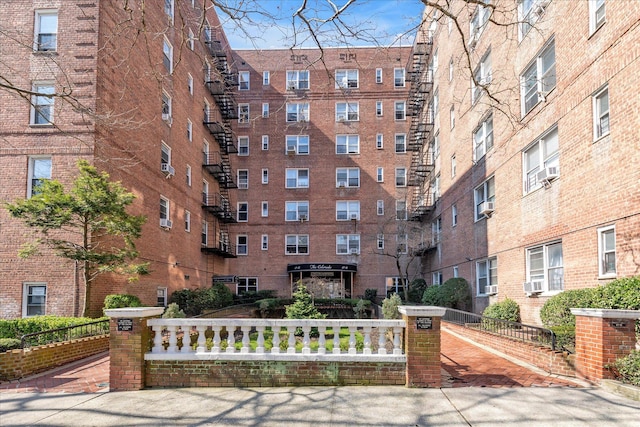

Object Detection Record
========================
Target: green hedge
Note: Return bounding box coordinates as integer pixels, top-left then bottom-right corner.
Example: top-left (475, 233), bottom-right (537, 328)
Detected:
top-left (169, 283), bottom-right (234, 316)
top-left (103, 294), bottom-right (143, 311)
top-left (422, 278), bottom-right (472, 311)
top-left (0, 316), bottom-right (105, 340)
top-left (482, 298), bottom-right (520, 322)
top-left (612, 350), bottom-right (640, 387)
top-left (0, 338), bottom-right (22, 352)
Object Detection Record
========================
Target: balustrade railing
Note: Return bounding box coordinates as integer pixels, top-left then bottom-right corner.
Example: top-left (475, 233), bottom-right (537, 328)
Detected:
top-left (146, 318), bottom-right (405, 361)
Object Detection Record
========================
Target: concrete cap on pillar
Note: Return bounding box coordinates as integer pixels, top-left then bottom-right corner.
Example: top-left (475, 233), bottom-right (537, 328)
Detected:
top-left (104, 307), bottom-right (165, 318)
top-left (398, 306), bottom-right (447, 317)
top-left (570, 308), bottom-right (640, 319)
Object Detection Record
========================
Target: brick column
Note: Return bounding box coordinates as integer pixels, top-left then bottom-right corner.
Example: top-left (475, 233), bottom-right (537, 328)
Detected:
top-left (105, 307), bottom-right (164, 391)
top-left (571, 308), bottom-right (640, 383)
top-left (399, 306), bottom-right (446, 388)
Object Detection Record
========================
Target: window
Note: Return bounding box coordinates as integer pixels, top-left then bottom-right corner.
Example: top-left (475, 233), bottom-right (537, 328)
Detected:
top-left (469, 1), bottom-right (490, 46)
top-left (237, 235), bottom-right (248, 255)
top-left (394, 68), bottom-right (405, 88)
top-left (28, 156), bottom-right (51, 197)
top-left (377, 200), bottom-right (384, 215)
top-left (432, 174), bottom-right (441, 202)
top-left (186, 120), bottom-right (193, 142)
top-left (186, 165), bottom-right (192, 186)
top-left (433, 89), bottom-right (439, 116)
top-left (433, 132), bottom-right (440, 158)
top-left (336, 168), bottom-right (360, 188)
top-left (472, 51), bottom-right (492, 104)
top-left (238, 136), bottom-right (249, 156)
top-left (377, 167), bottom-right (384, 182)
top-left (395, 134), bottom-right (406, 153)
top-left (286, 235), bottom-right (309, 255)
top-left (238, 104), bottom-right (250, 123)
top-left (476, 257), bottom-right (497, 295)
top-left (521, 39), bottom-right (556, 115)
top-left (337, 234), bottom-right (360, 254)
top-left (163, 38), bottom-right (173, 73)
top-left (23, 283), bottom-right (47, 317)
top-left (523, 126), bottom-right (559, 193)
top-left (202, 221), bottom-right (209, 246)
top-left (376, 101), bottom-right (383, 116)
top-left (237, 169), bottom-right (248, 189)
top-left (263, 71), bottom-right (270, 85)
top-left (160, 197), bottom-right (170, 221)
top-left (34, 10), bottom-right (57, 51)
top-left (261, 201), bottom-right (268, 217)
top-left (451, 154), bottom-right (457, 178)
top-left (184, 210), bottom-right (191, 232)
top-left (164, 0), bottom-right (174, 22)
top-left (452, 204), bottom-right (458, 226)
top-left (598, 226), bottom-right (616, 277)
top-left (527, 241), bottom-right (564, 292)
top-left (593, 86), bottom-right (610, 139)
top-left (377, 234), bottom-right (385, 250)
top-left (187, 29), bottom-right (195, 50)
top-left (261, 235), bottom-right (269, 250)
top-left (385, 277), bottom-right (404, 296)
top-left (262, 103), bottom-right (269, 118)
top-left (157, 288), bottom-right (168, 307)
top-left (453, 266), bottom-right (459, 278)
top-left (204, 62), bottom-right (212, 83)
top-left (31, 83), bottom-right (54, 125)
top-left (474, 176), bottom-right (495, 221)
top-left (473, 115), bottom-right (494, 161)
top-left (161, 91), bottom-right (172, 122)
top-left (202, 180), bottom-right (209, 204)
top-left (376, 134), bottom-right (384, 149)
top-left (188, 74), bottom-right (193, 95)
top-left (396, 200), bottom-right (407, 220)
top-left (589, 0), bottom-right (606, 34)
top-left (286, 103), bottom-right (309, 122)
top-left (286, 70), bottom-right (309, 90)
top-left (336, 135), bottom-right (359, 154)
top-left (262, 169), bottom-right (268, 184)
top-left (238, 71), bottom-right (250, 90)
top-left (285, 201), bottom-right (309, 221)
top-left (432, 217), bottom-right (442, 245)
top-left (335, 69), bottom-right (359, 88)
top-left (449, 57), bottom-right (454, 81)
top-left (238, 277), bottom-right (258, 293)
top-left (450, 105), bottom-right (455, 129)
top-left (394, 101), bottom-right (406, 120)
top-left (237, 202), bottom-right (248, 222)
top-left (262, 135), bottom-right (269, 150)
top-left (161, 143), bottom-right (171, 168)
top-left (336, 201), bottom-right (360, 221)
top-left (432, 272), bottom-right (443, 286)
top-left (286, 169), bottom-right (309, 188)
top-left (376, 68), bottom-right (383, 84)
top-left (336, 102), bottom-right (359, 121)
top-left (286, 135), bottom-right (309, 154)
top-left (519, 0), bottom-right (548, 39)
top-left (395, 168), bottom-right (407, 187)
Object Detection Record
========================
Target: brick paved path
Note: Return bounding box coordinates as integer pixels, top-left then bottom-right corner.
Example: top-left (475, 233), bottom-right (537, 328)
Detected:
top-left (440, 331), bottom-right (578, 388)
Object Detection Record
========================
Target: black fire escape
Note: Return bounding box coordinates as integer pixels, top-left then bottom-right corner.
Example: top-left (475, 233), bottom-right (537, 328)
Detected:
top-left (201, 28), bottom-right (238, 258)
top-left (407, 38), bottom-right (436, 222)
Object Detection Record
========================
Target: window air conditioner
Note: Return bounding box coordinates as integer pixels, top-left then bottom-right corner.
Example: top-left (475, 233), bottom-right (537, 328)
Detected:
top-left (536, 166), bottom-right (559, 184)
top-left (488, 285), bottom-right (498, 295)
top-left (337, 115), bottom-right (346, 122)
top-left (350, 213), bottom-right (359, 220)
top-left (159, 218), bottom-right (173, 229)
top-left (288, 84), bottom-right (297, 90)
top-left (161, 163), bottom-right (175, 177)
top-left (523, 280), bottom-right (544, 294)
top-left (299, 214), bottom-right (308, 221)
top-left (338, 181), bottom-right (347, 188)
top-left (286, 146), bottom-right (296, 155)
top-left (349, 248), bottom-right (359, 254)
top-left (479, 201), bottom-right (495, 216)
top-left (161, 113), bottom-right (172, 123)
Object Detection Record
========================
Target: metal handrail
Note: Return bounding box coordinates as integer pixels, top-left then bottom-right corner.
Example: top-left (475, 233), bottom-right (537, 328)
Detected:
top-left (20, 319), bottom-right (109, 348)
top-left (443, 308), bottom-right (557, 351)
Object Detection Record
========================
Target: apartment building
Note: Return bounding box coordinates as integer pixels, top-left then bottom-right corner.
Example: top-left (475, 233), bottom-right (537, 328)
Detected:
top-left (411, 0), bottom-right (640, 324)
top-left (227, 47), bottom-right (418, 299)
top-left (0, 1), bottom-right (237, 318)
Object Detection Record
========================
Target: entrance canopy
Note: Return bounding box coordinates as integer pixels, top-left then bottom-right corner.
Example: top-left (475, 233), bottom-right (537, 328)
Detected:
top-left (287, 263), bottom-right (357, 273)
top-left (287, 263), bottom-right (357, 298)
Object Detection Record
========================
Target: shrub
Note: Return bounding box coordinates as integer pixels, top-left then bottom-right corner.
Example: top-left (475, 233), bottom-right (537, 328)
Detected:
top-left (0, 338), bottom-right (22, 352)
top-left (382, 293), bottom-right (402, 319)
top-left (550, 325), bottom-right (576, 353)
top-left (353, 299), bottom-right (369, 319)
top-left (162, 303), bottom-right (186, 318)
top-left (0, 316), bottom-right (103, 340)
top-left (422, 278), bottom-right (472, 310)
top-left (539, 288), bottom-right (595, 328)
top-left (364, 288), bottom-right (378, 303)
top-left (407, 278), bottom-right (428, 303)
top-left (483, 298), bottom-right (520, 322)
top-left (421, 286), bottom-right (443, 306)
top-left (234, 290), bottom-right (277, 304)
top-left (285, 284), bottom-right (326, 320)
top-left (103, 294), bottom-right (143, 312)
top-left (611, 350), bottom-right (640, 387)
top-left (169, 284), bottom-right (234, 316)
top-left (590, 276), bottom-right (640, 310)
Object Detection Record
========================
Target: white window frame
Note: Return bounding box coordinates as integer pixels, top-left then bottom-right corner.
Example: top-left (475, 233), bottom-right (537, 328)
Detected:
top-left (376, 134), bottom-right (384, 149)
top-left (394, 101), bottom-right (406, 121)
top-left (23, 283), bottom-right (47, 317)
top-left (261, 201), bottom-right (269, 217)
top-left (450, 105), bottom-right (455, 129)
top-left (286, 70), bottom-right (310, 90)
top-left (162, 91), bottom-right (172, 121)
top-left (474, 176), bottom-right (495, 221)
top-left (385, 277), bottom-right (404, 296)
top-left (336, 135), bottom-right (359, 154)
top-left (377, 234), bottom-right (385, 250)
top-left (187, 74), bottom-right (193, 95)
top-left (471, 51), bottom-right (492, 104)
top-left (376, 68), bottom-right (383, 84)
top-left (593, 86), bottom-right (610, 140)
top-left (164, 0), bottom-right (175, 23)
top-left (31, 82), bottom-right (55, 125)
top-left (286, 103), bottom-right (309, 122)
top-left (526, 241), bottom-right (564, 293)
top-left (377, 167), bottom-right (384, 183)
top-left (238, 104), bottom-right (250, 124)
top-left (27, 156), bottom-right (52, 197)
top-left (432, 272), bottom-right (443, 286)
top-left (161, 142), bottom-right (172, 168)
top-left (238, 71), bottom-right (250, 90)
top-left (184, 210), bottom-right (191, 232)
top-left (589, 0), bottom-right (606, 35)
top-left (163, 37), bottom-right (173, 73)
top-left (187, 29), bottom-right (195, 50)
top-left (262, 135), bottom-right (269, 150)
top-left (160, 196), bottom-right (170, 221)
top-left (394, 68), bottom-right (406, 88)
top-left (598, 225), bottom-right (616, 278)
top-left (186, 165), bottom-right (192, 186)
top-left (335, 69), bottom-right (359, 89)
top-left (395, 168), bottom-right (407, 187)
top-left (262, 168), bottom-right (268, 184)
top-left (336, 234), bottom-right (360, 255)
top-left (336, 102), bottom-right (359, 122)
top-left (395, 134), bottom-right (406, 153)
top-left (396, 234), bottom-right (408, 254)
top-left (453, 266), bottom-right (459, 278)
top-left (473, 114), bottom-right (494, 161)
top-left (396, 200), bottom-right (407, 220)
top-left (452, 204), bottom-right (458, 227)
top-left (237, 235), bottom-right (248, 256)
top-left (186, 120), bottom-right (193, 142)
top-left (286, 234), bottom-right (309, 255)
top-left (262, 103), bottom-right (269, 118)
top-left (336, 201), bottom-right (360, 221)
top-left (451, 154), bottom-right (457, 178)
top-left (237, 202), bottom-right (248, 222)
top-left (521, 38), bottom-right (556, 116)
top-left (202, 221), bottom-right (209, 246)
top-left (285, 201), bottom-right (309, 221)
top-left (238, 136), bottom-right (249, 156)
top-left (377, 200), bottom-right (384, 216)
top-left (285, 168), bottom-right (309, 188)
top-left (261, 235), bottom-right (269, 250)
top-left (157, 287), bottom-right (168, 307)
top-left (263, 71), bottom-right (270, 85)
top-left (376, 101), bottom-right (383, 117)
top-left (237, 169), bottom-right (248, 189)
top-left (34, 10), bottom-right (58, 52)
top-left (469, 2), bottom-right (490, 47)
top-left (238, 278), bottom-right (258, 293)
top-left (336, 168), bottom-right (360, 188)
top-left (519, 0), bottom-right (547, 40)
top-left (286, 135), bottom-right (309, 155)
top-left (523, 126), bottom-right (559, 193)
top-left (476, 257), bottom-right (497, 296)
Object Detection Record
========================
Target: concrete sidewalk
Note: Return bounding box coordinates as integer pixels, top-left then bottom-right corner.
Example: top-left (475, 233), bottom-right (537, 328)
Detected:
top-left (2, 385), bottom-right (640, 426)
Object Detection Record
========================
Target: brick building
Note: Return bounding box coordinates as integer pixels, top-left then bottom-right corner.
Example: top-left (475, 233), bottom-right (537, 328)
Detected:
top-left (411, 0), bottom-right (640, 324)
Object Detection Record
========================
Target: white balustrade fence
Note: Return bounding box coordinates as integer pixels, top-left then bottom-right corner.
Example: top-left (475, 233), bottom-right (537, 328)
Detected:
top-left (145, 318), bottom-right (406, 362)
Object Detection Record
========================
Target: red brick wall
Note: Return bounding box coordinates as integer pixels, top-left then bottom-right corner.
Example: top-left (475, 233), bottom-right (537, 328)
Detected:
top-left (443, 323), bottom-right (576, 377)
top-left (0, 335), bottom-right (109, 381)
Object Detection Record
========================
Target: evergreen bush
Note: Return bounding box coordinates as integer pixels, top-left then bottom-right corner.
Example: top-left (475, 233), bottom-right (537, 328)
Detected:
top-left (162, 303), bottom-right (186, 318)
top-left (422, 278), bottom-right (472, 311)
top-left (407, 278), bottom-right (428, 303)
top-left (0, 316), bottom-right (103, 340)
top-left (482, 298), bottom-right (520, 322)
top-left (421, 286), bottom-right (443, 306)
top-left (0, 338), bottom-right (22, 352)
top-left (103, 294), bottom-right (143, 311)
top-left (611, 350), bottom-right (640, 387)
top-left (381, 293), bottom-right (402, 319)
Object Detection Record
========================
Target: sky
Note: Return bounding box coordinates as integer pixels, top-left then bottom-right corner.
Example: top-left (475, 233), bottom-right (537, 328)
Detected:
top-left (217, 0), bottom-right (426, 50)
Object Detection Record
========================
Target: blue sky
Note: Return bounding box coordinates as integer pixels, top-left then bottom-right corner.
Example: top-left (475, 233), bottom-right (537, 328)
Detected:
top-left (218, 0), bottom-right (425, 50)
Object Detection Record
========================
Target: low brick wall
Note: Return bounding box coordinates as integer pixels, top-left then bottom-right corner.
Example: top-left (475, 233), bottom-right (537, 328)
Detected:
top-left (443, 323), bottom-right (575, 377)
top-left (0, 335), bottom-right (109, 381)
top-left (146, 360), bottom-right (405, 387)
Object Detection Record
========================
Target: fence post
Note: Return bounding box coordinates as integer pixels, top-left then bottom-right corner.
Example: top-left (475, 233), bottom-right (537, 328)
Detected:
top-left (571, 308), bottom-right (640, 383)
top-left (105, 307), bottom-right (164, 391)
top-left (399, 306), bottom-right (446, 388)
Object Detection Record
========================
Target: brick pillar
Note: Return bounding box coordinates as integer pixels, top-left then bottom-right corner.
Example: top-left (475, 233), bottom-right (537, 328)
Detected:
top-left (571, 308), bottom-right (640, 383)
top-left (399, 306), bottom-right (446, 388)
top-left (105, 307), bottom-right (164, 391)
